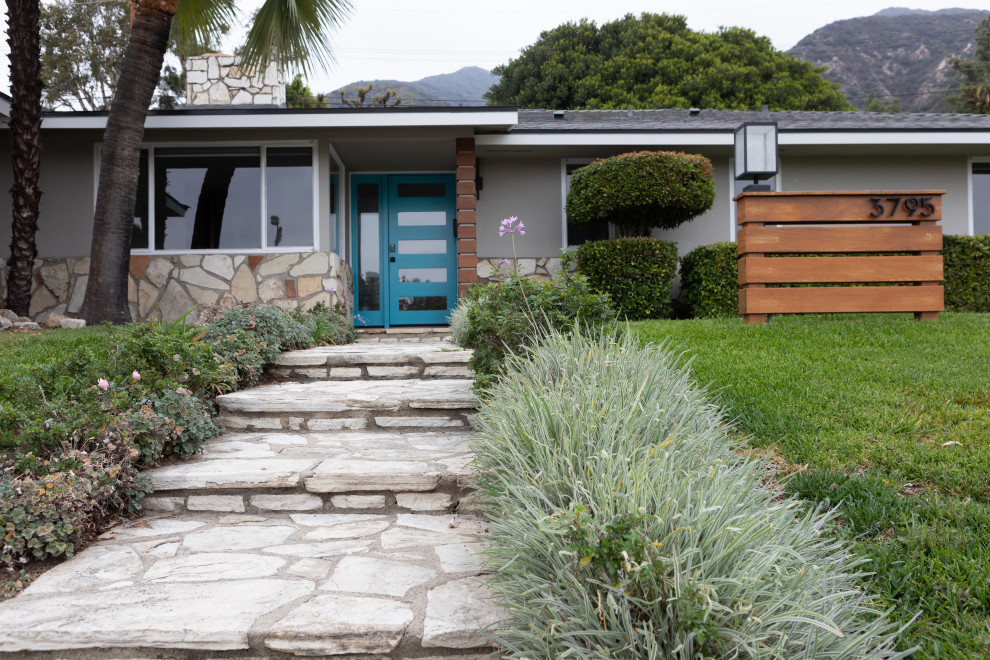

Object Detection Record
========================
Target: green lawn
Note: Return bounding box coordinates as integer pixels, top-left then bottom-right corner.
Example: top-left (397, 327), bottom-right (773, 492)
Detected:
top-left (633, 313), bottom-right (990, 659)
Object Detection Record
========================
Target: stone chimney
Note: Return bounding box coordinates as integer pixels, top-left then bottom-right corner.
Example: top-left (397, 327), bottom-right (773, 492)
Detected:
top-left (185, 54), bottom-right (286, 107)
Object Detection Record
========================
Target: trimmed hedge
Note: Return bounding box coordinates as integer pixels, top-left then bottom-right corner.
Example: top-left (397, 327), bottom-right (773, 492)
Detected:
top-left (566, 151), bottom-right (715, 236)
top-left (576, 237), bottom-right (679, 320)
top-left (679, 242), bottom-right (739, 318)
top-left (943, 234), bottom-right (990, 312)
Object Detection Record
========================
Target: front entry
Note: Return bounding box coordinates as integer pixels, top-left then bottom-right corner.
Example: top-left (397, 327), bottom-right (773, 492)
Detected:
top-left (351, 174), bottom-right (457, 327)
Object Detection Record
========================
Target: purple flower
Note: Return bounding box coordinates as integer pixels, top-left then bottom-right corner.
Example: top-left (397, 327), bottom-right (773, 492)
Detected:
top-left (499, 216), bottom-right (526, 237)
top-left (499, 258), bottom-right (511, 267)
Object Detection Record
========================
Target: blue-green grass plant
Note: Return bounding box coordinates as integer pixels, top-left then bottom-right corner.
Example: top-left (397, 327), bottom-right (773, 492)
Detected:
top-left (472, 328), bottom-right (912, 658)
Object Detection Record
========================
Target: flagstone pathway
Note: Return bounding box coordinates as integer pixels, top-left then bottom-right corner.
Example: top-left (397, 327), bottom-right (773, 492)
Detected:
top-left (0, 333), bottom-right (500, 658)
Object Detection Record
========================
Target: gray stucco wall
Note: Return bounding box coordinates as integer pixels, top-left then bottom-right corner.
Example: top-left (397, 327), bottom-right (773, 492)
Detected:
top-left (0, 132), bottom-right (99, 259)
top-left (780, 155), bottom-right (970, 236)
top-left (475, 154), bottom-right (735, 259)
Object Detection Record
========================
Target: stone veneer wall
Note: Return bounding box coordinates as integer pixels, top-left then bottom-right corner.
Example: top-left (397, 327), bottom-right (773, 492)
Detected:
top-left (0, 252), bottom-right (353, 324)
top-left (476, 257), bottom-right (562, 284)
top-left (185, 55), bottom-right (286, 106)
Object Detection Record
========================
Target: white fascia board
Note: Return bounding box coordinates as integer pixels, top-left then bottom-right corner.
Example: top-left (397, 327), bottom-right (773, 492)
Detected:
top-left (780, 131), bottom-right (990, 146)
top-left (40, 109), bottom-right (519, 131)
top-left (478, 130), bottom-right (990, 148)
top-left (477, 133), bottom-right (731, 147)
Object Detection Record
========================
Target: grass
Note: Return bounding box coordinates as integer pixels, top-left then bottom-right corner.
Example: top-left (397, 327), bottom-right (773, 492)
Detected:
top-left (632, 313), bottom-right (990, 658)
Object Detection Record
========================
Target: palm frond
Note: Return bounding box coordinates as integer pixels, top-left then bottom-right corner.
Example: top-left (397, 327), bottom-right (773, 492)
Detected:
top-left (239, 0), bottom-right (352, 77)
top-left (171, 0), bottom-right (238, 57)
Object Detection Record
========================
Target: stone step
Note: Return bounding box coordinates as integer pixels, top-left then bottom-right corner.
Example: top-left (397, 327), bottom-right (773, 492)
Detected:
top-left (270, 342), bottom-right (473, 381)
top-left (217, 378), bottom-right (477, 433)
top-left (144, 431), bottom-right (478, 515)
top-left (0, 511), bottom-right (499, 657)
top-left (356, 326), bottom-right (453, 344)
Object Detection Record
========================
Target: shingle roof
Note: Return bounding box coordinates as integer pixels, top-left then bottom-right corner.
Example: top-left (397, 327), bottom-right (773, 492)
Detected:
top-left (512, 108), bottom-right (990, 132)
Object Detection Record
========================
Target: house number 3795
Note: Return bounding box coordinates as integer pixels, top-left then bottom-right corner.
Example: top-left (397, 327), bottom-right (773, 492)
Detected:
top-left (868, 196), bottom-right (936, 218)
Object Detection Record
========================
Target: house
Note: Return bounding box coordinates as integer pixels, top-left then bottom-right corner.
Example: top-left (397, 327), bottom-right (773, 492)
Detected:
top-left (2, 55), bottom-right (989, 326)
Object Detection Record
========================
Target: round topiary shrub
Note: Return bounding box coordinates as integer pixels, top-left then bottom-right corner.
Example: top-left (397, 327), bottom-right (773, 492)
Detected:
top-left (576, 237), bottom-right (679, 320)
top-left (679, 242), bottom-right (740, 318)
top-left (566, 151), bottom-right (716, 237)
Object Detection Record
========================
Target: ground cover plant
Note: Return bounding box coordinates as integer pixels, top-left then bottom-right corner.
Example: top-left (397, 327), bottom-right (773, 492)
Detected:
top-left (1, 302), bottom-right (354, 574)
top-left (632, 313), bottom-right (990, 658)
top-left (473, 328), bottom-right (909, 658)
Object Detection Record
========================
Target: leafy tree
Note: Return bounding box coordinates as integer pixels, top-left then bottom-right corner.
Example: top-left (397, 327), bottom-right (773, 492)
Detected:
top-left (5, 0), bottom-right (43, 316)
top-left (950, 14), bottom-right (990, 114)
top-left (40, 0), bottom-right (228, 111)
top-left (286, 73), bottom-right (327, 107)
top-left (862, 93), bottom-right (901, 113)
top-left (79, 0), bottom-right (352, 325)
top-left (40, 0), bottom-right (128, 111)
top-left (486, 13), bottom-right (851, 111)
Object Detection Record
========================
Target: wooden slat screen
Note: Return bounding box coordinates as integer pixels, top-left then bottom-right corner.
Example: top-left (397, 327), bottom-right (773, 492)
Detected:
top-left (735, 191), bottom-right (945, 324)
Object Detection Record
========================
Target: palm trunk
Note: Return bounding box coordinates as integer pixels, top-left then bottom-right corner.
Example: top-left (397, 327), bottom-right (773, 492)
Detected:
top-left (5, 0), bottom-right (43, 317)
top-left (80, 0), bottom-right (176, 324)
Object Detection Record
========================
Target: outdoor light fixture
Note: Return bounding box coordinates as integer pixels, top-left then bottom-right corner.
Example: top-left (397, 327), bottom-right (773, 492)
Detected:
top-left (734, 109), bottom-right (778, 192)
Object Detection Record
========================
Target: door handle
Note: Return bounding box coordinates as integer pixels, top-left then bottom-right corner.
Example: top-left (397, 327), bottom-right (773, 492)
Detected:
top-left (389, 244), bottom-right (396, 253)
top-left (453, 223), bottom-right (458, 238)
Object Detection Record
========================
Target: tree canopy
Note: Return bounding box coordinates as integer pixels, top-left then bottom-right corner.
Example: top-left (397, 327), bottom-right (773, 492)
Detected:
top-left (486, 13), bottom-right (851, 111)
top-left (950, 14), bottom-right (990, 114)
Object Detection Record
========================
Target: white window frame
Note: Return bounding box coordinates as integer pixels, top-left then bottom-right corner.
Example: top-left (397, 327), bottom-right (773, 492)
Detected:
top-left (728, 157), bottom-right (782, 241)
top-left (968, 156), bottom-right (990, 236)
top-left (328, 142), bottom-right (347, 258)
top-left (94, 139), bottom-right (320, 255)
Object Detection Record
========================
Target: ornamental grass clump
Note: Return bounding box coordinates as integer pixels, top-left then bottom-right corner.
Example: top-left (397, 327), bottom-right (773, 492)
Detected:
top-left (472, 329), bottom-right (911, 658)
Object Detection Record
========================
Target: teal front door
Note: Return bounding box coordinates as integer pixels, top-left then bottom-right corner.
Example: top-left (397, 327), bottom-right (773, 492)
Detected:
top-left (351, 174), bottom-right (457, 327)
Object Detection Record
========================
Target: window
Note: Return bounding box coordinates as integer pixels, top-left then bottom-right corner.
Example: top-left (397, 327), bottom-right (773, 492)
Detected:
top-left (562, 160), bottom-right (612, 248)
top-left (973, 160), bottom-right (990, 235)
top-left (128, 143), bottom-right (316, 252)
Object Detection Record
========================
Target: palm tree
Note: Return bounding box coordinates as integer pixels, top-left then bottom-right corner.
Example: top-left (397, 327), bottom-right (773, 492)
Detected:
top-left (5, 0), bottom-right (44, 317)
top-left (80, 0), bottom-right (351, 324)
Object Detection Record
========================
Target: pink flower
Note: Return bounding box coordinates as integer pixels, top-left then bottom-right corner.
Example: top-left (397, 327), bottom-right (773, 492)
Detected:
top-left (132, 371), bottom-right (141, 381)
top-left (97, 378), bottom-right (109, 391)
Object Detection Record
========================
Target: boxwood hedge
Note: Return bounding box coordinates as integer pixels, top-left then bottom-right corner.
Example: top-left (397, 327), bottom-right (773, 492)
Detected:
top-left (576, 237), bottom-right (679, 320)
top-left (679, 242), bottom-right (740, 318)
top-left (943, 234), bottom-right (990, 312)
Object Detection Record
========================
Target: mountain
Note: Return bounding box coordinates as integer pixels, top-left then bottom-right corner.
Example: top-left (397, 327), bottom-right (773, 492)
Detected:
top-left (326, 66), bottom-right (497, 107)
top-left (787, 8), bottom-right (987, 113)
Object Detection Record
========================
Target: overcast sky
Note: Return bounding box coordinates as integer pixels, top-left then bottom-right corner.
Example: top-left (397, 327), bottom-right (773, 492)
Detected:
top-left (1, 1), bottom-right (984, 98)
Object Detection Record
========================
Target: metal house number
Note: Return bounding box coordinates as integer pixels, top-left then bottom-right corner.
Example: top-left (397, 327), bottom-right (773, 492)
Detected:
top-left (868, 196), bottom-right (936, 218)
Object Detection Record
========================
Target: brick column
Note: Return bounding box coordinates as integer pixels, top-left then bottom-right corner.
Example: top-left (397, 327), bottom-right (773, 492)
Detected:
top-left (455, 137), bottom-right (478, 296)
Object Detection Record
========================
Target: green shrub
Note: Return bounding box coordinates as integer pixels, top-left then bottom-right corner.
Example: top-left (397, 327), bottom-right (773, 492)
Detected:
top-left (576, 237), bottom-right (678, 320)
top-left (679, 242), bottom-right (739, 318)
top-left (473, 330), bottom-right (908, 658)
top-left (566, 151), bottom-right (715, 236)
top-left (204, 305), bottom-right (315, 387)
top-left (459, 272), bottom-right (614, 389)
top-left (943, 234), bottom-right (990, 312)
top-left (295, 302), bottom-right (358, 346)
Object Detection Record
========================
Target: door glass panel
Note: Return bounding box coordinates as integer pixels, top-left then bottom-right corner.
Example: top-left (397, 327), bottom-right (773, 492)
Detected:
top-left (398, 239), bottom-right (446, 254)
top-left (397, 211), bottom-right (446, 226)
top-left (398, 268), bottom-right (447, 283)
top-left (357, 183), bottom-right (380, 312)
top-left (154, 147), bottom-right (261, 250)
top-left (396, 182), bottom-right (445, 198)
top-left (266, 147), bottom-right (314, 248)
top-left (398, 296), bottom-right (447, 311)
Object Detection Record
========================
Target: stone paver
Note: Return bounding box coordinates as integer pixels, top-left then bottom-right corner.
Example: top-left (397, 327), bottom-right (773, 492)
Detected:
top-left (0, 340), bottom-right (500, 657)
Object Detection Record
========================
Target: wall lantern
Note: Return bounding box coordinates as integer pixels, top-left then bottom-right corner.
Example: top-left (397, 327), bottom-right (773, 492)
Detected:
top-left (734, 113), bottom-right (778, 192)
